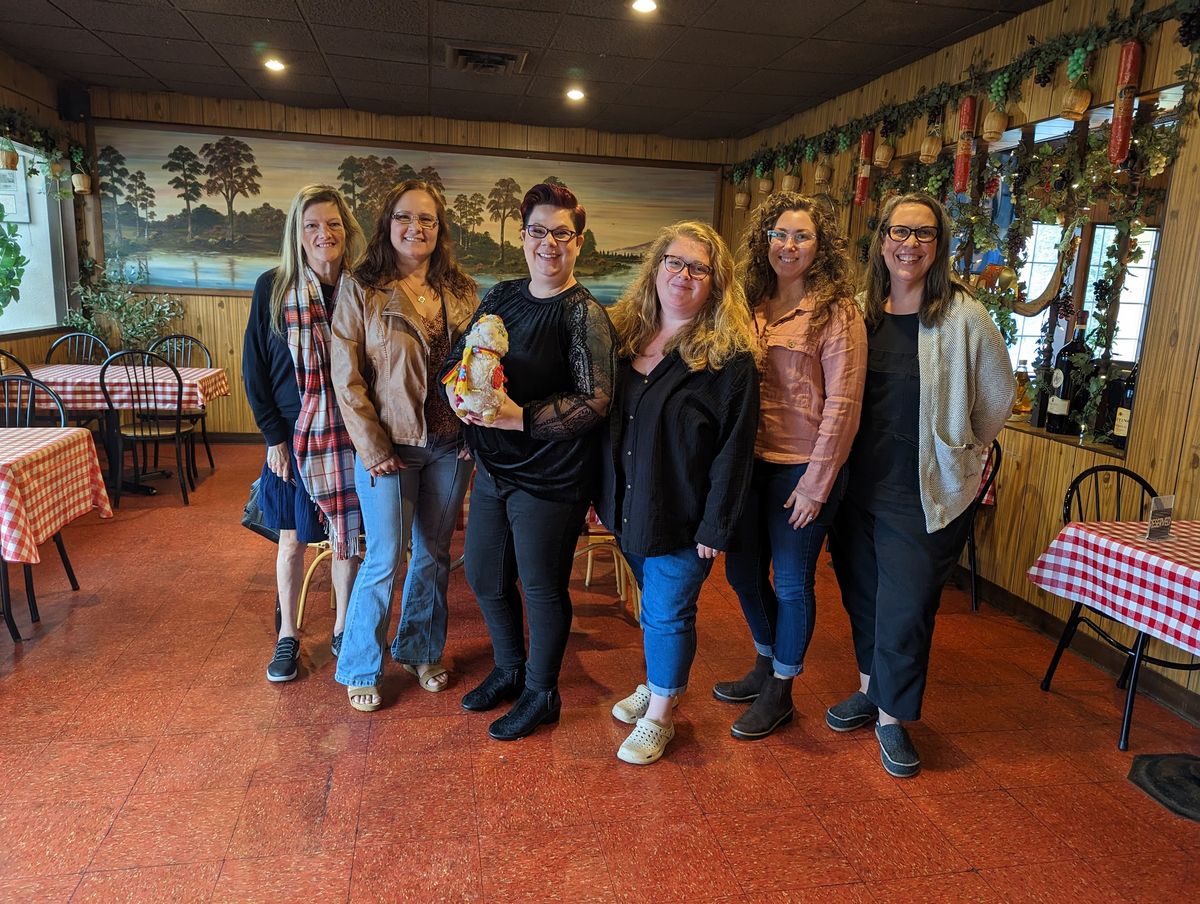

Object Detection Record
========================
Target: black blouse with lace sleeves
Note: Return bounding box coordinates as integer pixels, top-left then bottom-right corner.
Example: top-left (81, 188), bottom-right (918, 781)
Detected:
top-left (440, 278), bottom-right (617, 503)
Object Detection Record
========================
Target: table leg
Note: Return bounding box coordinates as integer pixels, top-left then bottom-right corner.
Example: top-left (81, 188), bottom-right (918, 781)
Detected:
top-left (1118, 631), bottom-right (1149, 751)
top-left (0, 559), bottom-right (20, 642)
top-left (101, 413), bottom-right (157, 498)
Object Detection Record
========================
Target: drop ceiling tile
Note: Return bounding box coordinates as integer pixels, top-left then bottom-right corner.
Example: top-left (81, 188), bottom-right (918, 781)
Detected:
top-left (174, 0), bottom-right (302, 16)
top-left (136, 61), bottom-right (247, 87)
top-left (920, 0), bottom-right (1040, 10)
top-left (587, 103), bottom-right (682, 135)
top-left (814, 0), bottom-right (983, 47)
top-left (311, 26), bottom-right (429, 63)
top-left (214, 45), bottom-right (329, 76)
top-left (771, 38), bottom-right (917, 74)
top-left (695, 0), bottom-right (855, 38)
top-left (431, 1), bottom-right (562, 46)
top-left (534, 50), bottom-right (652, 85)
top-left (73, 73), bottom-right (170, 92)
top-left (661, 109), bottom-right (761, 139)
top-left (576, 81), bottom-right (718, 111)
top-left (163, 81), bottom-right (259, 99)
top-left (509, 98), bottom-right (595, 129)
top-left (551, 15), bottom-right (684, 58)
top-left (431, 68), bottom-right (531, 96)
top-left (22, 50), bottom-right (147, 78)
top-left (296, 0), bottom-right (428, 32)
top-left (185, 11), bottom-right (318, 50)
top-left (95, 33), bottom-right (225, 66)
top-left (1, 23), bottom-right (117, 54)
top-left (5, 0), bottom-right (76, 27)
top-left (731, 68), bottom-right (849, 98)
top-left (54, 1), bottom-right (200, 39)
top-left (707, 92), bottom-right (809, 117)
top-left (238, 71), bottom-right (341, 95)
top-left (327, 56), bottom-right (428, 86)
top-left (662, 27), bottom-right (800, 68)
top-left (637, 60), bottom-right (756, 93)
top-left (336, 80), bottom-right (429, 103)
top-left (255, 88), bottom-right (346, 107)
top-left (429, 88), bottom-right (520, 121)
top-left (344, 95), bottom-right (430, 116)
top-left (566, 0), bottom-right (713, 25)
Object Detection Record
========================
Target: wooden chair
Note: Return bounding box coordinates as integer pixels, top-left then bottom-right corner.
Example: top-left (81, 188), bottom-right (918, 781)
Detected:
top-left (573, 508), bottom-right (640, 621)
top-left (99, 351), bottom-right (196, 507)
top-left (147, 333), bottom-right (215, 471)
top-left (0, 376), bottom-right (81, 637)
top-left (966, 439), bottom-right (1002, 612)
top-left (1041, 465), bottom-right (1198, 749)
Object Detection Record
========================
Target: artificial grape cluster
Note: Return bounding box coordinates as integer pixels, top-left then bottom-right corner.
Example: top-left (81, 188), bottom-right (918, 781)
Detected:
top-left (1034, 63), bottom-right (1055, 87)
top-left (984, 175), bottom-right (1001, 198)
top-left (1092, 278), bottom-right (1111, 307)
top-left (990, 71), bottom-right (1011, 108)
top-left (1179, 7), bottom-right (1200, 52)
top-left (1067, 47), bottom-right (1088, 83)
top-left (821, 135), bottom-right (836, 155)
top-left (837, 132), bottom-right (852, 153)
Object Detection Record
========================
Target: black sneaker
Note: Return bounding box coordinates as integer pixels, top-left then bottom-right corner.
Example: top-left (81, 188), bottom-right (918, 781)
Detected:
top-left (266, 636), bottom-right (300, 682)
top-left (331, 632), bottom-right (343, 658)
top-left (825, 691), bottom-right (878, 732)
top-left (875, 722), bottom-right (921, 778)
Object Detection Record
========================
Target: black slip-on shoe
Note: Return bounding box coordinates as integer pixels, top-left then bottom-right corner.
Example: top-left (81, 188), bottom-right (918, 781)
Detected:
top-left (825, 691), bottom-right (878, 732)
top-left (875, 722), bottom-right (921, 778)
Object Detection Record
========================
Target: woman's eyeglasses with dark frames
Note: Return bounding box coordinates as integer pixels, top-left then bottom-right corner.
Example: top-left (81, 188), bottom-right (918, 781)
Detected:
top-left (884, 224), bottom-right (940, 243)
top-left (391, 212), bottom-right (439, 228)
top-left (660, 255), bottom-right (713, 280)
top-left (524, 223), bottom-right (579, 242)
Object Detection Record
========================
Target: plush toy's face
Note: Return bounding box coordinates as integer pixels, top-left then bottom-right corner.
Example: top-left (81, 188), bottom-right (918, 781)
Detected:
top-left (469, 314), bottom-right (509, 355)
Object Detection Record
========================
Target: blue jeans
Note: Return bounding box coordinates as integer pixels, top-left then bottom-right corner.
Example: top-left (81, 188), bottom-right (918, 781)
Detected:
top-left (724, 461), bottom-right (847, 677)
top-left (335, 437), bottom-right (472, 688)
top-left (622, 546), bottom-right (714, 697)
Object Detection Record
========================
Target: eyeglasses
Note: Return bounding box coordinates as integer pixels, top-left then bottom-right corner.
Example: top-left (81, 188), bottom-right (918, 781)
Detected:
top-left (391, 212), bottom-right (439, 229)
top-left (524, 223), bottom-right (578, 242)
top-left (661, 254), bottom-right (713, 280)
top-left (884, 224), bottom-right (940, 243)
top-left (766, 229), bottom-right (816, 246)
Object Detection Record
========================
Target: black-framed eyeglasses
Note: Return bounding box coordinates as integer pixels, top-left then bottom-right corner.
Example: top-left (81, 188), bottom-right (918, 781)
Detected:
top-left (884, 224), bottom-right (940, 243)
top-left (391, 212), bottom-right (439, 229)
top-left (524, 223), bottom-right (578, 242)
top-left (661, 254), bottom-right (713, 280)
top-left (766, 229), bottom-right (816, 246)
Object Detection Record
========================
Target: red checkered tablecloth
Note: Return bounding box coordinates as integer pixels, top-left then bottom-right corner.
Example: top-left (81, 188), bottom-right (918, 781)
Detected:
top-left (1028, 520), bottom-right (1200, 657)
top-left (29, 364), bottom-right (230, 410)
top-left (0, 428), bottom-right (113, 564)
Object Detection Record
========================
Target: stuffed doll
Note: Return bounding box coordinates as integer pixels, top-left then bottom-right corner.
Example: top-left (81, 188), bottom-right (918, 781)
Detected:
top-left (442, 313), bottom-right (509, 423)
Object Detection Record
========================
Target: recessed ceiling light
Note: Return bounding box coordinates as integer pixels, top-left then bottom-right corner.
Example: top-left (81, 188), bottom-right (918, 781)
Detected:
top-left (632, 0), bottom-right (657, 12)
top-left (566, 87), bottom-right (585, 101)
top-left (264, 58), bottom-right (285, 72)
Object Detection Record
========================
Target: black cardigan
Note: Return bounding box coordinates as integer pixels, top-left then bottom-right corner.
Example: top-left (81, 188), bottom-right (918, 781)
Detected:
top-left (598, 350), bottom-right (760, 557)
top-left (243, 270), bottom-right (300, 446)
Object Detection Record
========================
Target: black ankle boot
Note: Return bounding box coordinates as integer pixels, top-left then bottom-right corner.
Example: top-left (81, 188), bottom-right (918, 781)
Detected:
top-left (730, 675), bottom-right (794, 740)
top-left (487, 687), bottom-right (561, 741)
top-left (712, 654), bottom-right (773, 703)
top-left (461, 666), bottom-right (525, 712)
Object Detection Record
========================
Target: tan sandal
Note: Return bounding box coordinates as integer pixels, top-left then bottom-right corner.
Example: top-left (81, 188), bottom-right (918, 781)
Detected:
top-left (348, 685), bottom-right (382, 712)
top-left (402, 662), bottom-right (449, 693)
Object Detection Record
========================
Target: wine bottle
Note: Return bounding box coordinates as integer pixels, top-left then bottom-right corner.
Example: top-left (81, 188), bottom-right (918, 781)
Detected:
top-left (1099, 369), bottom-right (1127, 443)
top-left (1012, 359), bottom-right (1032, 417)
top-left (1111, 363), bottom-right (1137, 450)
top-left (1045, 312), bottom-right (1089, 435)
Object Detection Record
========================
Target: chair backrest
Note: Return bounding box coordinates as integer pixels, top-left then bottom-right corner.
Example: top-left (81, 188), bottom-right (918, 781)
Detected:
top-left (1062, 465), bottom-right (1159, 525)
top-left (148, 333), bottom-right (213, 368)
top-left (45, 331), bottom-right (111, 365)
top-left (0, 349), bottom-right (32, 377)
top-left (99, 350), bottom-right (184, 427)
top-left (0, 375), bottom-right (67, 427)
top-left (974, 439), bottom-right (1003, 507)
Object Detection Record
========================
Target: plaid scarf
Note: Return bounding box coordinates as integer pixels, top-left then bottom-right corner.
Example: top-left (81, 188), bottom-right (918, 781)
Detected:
top-left (284, 266), bottom-right (362, 559)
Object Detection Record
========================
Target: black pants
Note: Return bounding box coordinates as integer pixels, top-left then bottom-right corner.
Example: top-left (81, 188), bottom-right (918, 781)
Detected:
top-left (828, 493), bottom-right (972, 721)
top-left (463, 464), bottom-right (589, 691)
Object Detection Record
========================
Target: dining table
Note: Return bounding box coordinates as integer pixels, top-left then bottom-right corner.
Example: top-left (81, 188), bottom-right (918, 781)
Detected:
top-left (1028, 519), bottom-right (1200, 748)
top-left (0, 427), bottom-right (112, 641)
top-left (29, 362), bottom-right (230, 493)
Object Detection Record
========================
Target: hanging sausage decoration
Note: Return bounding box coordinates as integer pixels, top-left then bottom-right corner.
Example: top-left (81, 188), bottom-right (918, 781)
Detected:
top-left (854, 130), bottom-right (874, 206)
top-left (1108, 40), bottom-right (1143, 166)
top-left (953, 95), bottom-right (977, 194)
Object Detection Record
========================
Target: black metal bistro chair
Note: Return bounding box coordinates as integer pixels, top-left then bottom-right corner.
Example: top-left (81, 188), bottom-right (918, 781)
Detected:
top-left (0, 376), bottom-right (81, 642)
top-left (966, 439), bottom-right (1003, 612)
top-left (0, 348), bottom-right (32, 377)
top-left (1041, 465), bottom-right (1200, 749)
top-left (44, 331), bottom-right (110, 365)
top-left (99, 351), bottom-right (196, 507)
top-left (147, 333), bottom-right (215, 472)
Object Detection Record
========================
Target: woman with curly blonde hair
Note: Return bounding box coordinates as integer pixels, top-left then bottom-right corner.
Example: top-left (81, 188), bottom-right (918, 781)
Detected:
top-left (712, 192), bottom-right (867, 741)
top-left (598, 221), bottom-right (760, 764)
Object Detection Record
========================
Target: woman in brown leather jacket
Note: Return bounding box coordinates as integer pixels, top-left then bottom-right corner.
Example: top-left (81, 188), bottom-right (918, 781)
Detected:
top-left (331, 179), bottom-right (478, 712)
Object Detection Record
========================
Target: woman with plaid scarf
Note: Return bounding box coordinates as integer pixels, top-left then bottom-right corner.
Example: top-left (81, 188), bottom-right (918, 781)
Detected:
top-left (243, 185), bottom-right (366, 683)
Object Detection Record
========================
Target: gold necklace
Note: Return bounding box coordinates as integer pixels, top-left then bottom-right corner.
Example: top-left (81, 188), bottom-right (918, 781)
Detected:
top-left (402, 276), bottom-right (434, 304)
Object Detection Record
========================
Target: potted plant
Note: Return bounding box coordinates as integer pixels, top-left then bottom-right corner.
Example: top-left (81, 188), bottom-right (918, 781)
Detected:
top-left (70, 144), bottom-right (91, 194)
top-left (0, 202), bottom-right (29, 318)
top-left (65, 257), bottom-right (183, 350)
top-left (0, 137), bottom-right (18, 171)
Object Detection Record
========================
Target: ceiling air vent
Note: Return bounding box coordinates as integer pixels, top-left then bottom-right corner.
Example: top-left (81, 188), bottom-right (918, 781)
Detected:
top-left (445, 44), bottom-right (529, 76)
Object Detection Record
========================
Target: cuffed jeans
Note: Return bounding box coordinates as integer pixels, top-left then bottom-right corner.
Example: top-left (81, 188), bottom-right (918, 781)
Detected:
top-left (725, 461), bottom-right (847, 677)
top-left (622, 545), bottom-right (714, 697)
top-left (828, 493), bottom-right (972, 721)
top-left (335, 437), bottom-right (472, 688)
top-left (463, 463), bottom-right (589, 692)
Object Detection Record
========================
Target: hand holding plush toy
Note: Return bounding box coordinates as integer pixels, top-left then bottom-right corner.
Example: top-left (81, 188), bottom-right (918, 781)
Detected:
top-left (442, 314), bottom-right (509, 423)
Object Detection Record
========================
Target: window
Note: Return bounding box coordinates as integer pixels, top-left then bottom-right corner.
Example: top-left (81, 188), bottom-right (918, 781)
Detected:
top-left (0, 140), bottom-right (75, 333)
top-left (1008, 221), bottom-right (1063, 368)
top-left (1081, 225), bottom-right (1158, 362)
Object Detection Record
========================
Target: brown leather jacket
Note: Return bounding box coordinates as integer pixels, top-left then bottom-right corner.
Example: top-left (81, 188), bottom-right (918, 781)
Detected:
top-left (331, 276), bottom-right (477, 468)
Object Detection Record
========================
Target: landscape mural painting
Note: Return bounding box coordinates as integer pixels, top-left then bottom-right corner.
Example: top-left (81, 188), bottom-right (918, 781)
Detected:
top-left (93, 124), bottom-right (720, 304)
